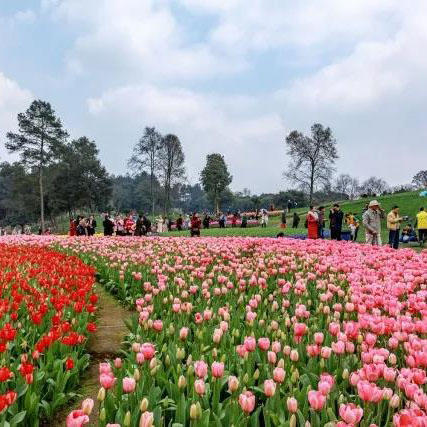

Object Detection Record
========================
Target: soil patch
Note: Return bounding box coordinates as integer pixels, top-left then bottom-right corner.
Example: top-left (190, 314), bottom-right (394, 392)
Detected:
top-left (43, 285), bottom-right (133, 426)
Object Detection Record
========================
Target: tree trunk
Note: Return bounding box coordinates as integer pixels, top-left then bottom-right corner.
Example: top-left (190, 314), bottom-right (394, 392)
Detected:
top-left (39, 167), bottom-right (45, 233)
top-left (150, 173), bottom-right (155, 220)
top-left (309, 163), bottom-right (315, 206)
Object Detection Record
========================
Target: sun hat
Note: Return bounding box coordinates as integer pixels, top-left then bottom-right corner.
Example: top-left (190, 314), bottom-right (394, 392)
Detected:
top-left (368, 200), bottom-right (380, 207)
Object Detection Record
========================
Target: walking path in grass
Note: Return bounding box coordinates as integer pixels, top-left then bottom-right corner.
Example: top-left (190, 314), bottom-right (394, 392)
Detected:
top-left (45, 285), bottom-right (132, 427)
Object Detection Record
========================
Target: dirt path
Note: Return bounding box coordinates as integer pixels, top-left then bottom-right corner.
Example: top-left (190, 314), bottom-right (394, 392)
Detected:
top-left (44, 285), bottom-right (133, 426)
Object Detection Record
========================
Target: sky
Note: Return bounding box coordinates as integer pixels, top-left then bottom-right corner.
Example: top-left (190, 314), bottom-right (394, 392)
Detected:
top-left (0, 0), bottom-right (426, 194)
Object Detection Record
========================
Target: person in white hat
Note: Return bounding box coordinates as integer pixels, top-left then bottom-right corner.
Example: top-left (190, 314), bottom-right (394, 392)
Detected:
top-left (362, 200), bottom-right (385, 245)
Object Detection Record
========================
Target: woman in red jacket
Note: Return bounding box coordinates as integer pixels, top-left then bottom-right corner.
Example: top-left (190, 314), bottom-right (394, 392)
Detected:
top-left (69, 218), bottom-right (77, 236)
top-left (306, 206), bottom-right (319, 239)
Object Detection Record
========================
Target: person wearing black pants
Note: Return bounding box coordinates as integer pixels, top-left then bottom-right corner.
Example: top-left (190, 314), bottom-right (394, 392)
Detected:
top-left (329, 204), bottom-right (344, 241)
top-left (387, 206), bottom-right (402, 249)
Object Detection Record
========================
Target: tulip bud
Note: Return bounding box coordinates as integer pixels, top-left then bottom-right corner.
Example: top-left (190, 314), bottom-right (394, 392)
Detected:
top-left (290, 414), bottom-right (296, 427)
top-left (134, 368), bottom-right (140, 381)
top-left (97, 387), bottom-right (106, 402)
top-left (178, 375), bottom-right (187, 389)
top-left (168, 324), bottom-right (175, 335)
top-left (140, 397), bottom-right (149, 412)
top-left (99, 408), bottom-right (106, 421)
top-left (161, 343), bottom-right (167, 353)
top-left (342, 369), bottom-right (349, 380)
top-left (124, 410), bottom-right (131, 426)
top-left (243, 373), bottom-right (249, 384)
top-left (390, 394), bottom-right (400, 408)
top-left (220, 354), bottom-right (226, 363)
top-left (165, 355), bottom-right (171, 367)
top-left (212, 348), bottom-right (218, 359)
top-left (149, 358), bottom-right (157, 370)
top-left (187, 365), bottom-right (194, 377)
top-left (186, 355), bottom-right (193, 366)
top-left (277, 358), bottom-right (285, 369)
top-left (253, 369), bottom-right (260, 380)
top-left (190, 403), bottom-right (198, 420)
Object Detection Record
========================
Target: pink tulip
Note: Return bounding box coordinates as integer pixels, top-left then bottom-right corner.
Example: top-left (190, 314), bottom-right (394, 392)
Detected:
top-left (99, 373), bottom-right (116, 389)
top-left (81, 398), bottom-right (94, 415)
top-left (123, 377), bottom-right (136, 393)
top-left (66, 410), bottom-right (89, 427)
top-left (264, 379), bottom-right (276, 397)
top-left (211, 362), bottom-right (224, 378)
top-left (287, 397), bottom-right (298, 413)
top-left (239, 391), bottom-right (255, 413)
top-left (228, 375), bottom-right (239, 392)
top-left (244, 336), bottom-right (256, 352)
top-left (194, 360), bottom-right (208, 378)
top-left (273, 367), bottom-right (285, 383)
top-left (314, 332), bottom-right (324, 345)
top-left (114, 358), bottom-right (122, 368)
top-left (140, 343), bottom-right (155, 360)
top-left (139, 411), bottom-right (154, 427)
top-left (258, 337), bottom-right (270, 351)
top-left (339, 403), bottom-right (363, 425)
top-left (267, 351), bottom-right (277, 364)
top-left (308, 390), bottom-right (326, 411)
top-left (179, 327), bottom-right (189, 340)
top-left (194, 379), bottom-right (205, 395)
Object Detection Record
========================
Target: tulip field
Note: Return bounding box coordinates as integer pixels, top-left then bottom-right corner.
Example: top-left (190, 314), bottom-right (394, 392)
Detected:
top-left (0, 243), bottom-right (97, 426)
top-left (0, 236), bottom-right (426, 426)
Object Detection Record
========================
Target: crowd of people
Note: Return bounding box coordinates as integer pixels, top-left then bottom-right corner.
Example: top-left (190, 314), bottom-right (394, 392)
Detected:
top-left (303, 199), bottom-right (427, 249)
top-left (69, 213), bottom-right (153, 236)
top-left (17, 198), bottom-right (426, 251)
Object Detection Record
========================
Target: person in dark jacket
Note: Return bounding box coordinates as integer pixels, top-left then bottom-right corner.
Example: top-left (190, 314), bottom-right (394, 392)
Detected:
top-left (103, 214), bottom-right (114, 236)
top-left (142, 216), bottom-right (151, 234)
top-left (135, 214), bottom-right (144, 236)
top-left (329, 204), bottom-right (344, 240)
top-left (87, 215), bottom-right (97, 236)
top-left (176, 215), bottom-right (183, 231)
top-left (292, 212), bottom-right (300, 228)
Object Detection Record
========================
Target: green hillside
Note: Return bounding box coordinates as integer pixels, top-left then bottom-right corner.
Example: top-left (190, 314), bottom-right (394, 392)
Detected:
top-left (162, 191), bottom-right (426, 245)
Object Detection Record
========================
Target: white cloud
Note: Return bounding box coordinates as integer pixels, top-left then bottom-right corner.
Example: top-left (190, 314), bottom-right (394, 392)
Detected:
top-left (13, 10), bottom-right (36, 23)
top-left (44, 0), bottom-right (244, 80)
top-left (0, 72), bottom-right (33, 159)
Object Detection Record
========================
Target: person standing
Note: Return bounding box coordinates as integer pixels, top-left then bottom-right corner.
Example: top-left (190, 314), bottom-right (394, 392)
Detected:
top-left (281, 210), bottom-right (287, 229)
top-left (292, 212), bottom-right (300, 228)
top-left (287, 200), bottom-right (293, 213)
top-left (87, 215), bottom-right (97, 236)
top-left (103, 214), bottom-right (114, 236)
top-left (415, 207), bottom-right (427, 247)
top-left (241, 214), bottom-right (248, 228)
top-left (317, 206), bottom-right (325, 238)
top-left (142, 216), bottom-right (151, 234)
top-left (329, 204), bottom-right (344, 241)
top-left (69, 217), bottom-right (77, 236)
top-left (260, 209), bottom-right (269, 228)
top-left (190, 213), bottom-right (201, 237)
top-left (387, 206), bottom-right (403, 249)
top-left (362, 200), bottom-right (384, 245)
top-left (135, 214), bottom-right (144, 236)
top-left (176, 215), bottom-right (183, 231)
top-left (306, 206), bottom-right (319, 239)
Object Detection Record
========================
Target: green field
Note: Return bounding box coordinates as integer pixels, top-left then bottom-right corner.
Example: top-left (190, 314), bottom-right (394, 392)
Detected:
top-left (161, 191), bottom-right (427, 246)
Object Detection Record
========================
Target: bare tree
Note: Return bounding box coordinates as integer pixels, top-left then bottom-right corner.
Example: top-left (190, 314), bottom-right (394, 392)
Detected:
top-left (348, 177), bottom-right (360, 200)
top-left (159, 134), bottom-right (185, 214)
top-left (360, 176), bottom-right (389, 195)
top-left (412, 170), bottom-right (427, 189)
top-left (128, 127), bottom-right (162, 218)
top-left (334, 174), bottom-right (353, 197)
top-left (284, 123), bottom-right (338, 205)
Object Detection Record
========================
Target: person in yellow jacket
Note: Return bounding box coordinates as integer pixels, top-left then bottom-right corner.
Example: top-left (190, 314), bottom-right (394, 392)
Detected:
top-left (415, 207), bottom-right (427, 247)
top-left (387, 205), bottom-right (403, 249)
